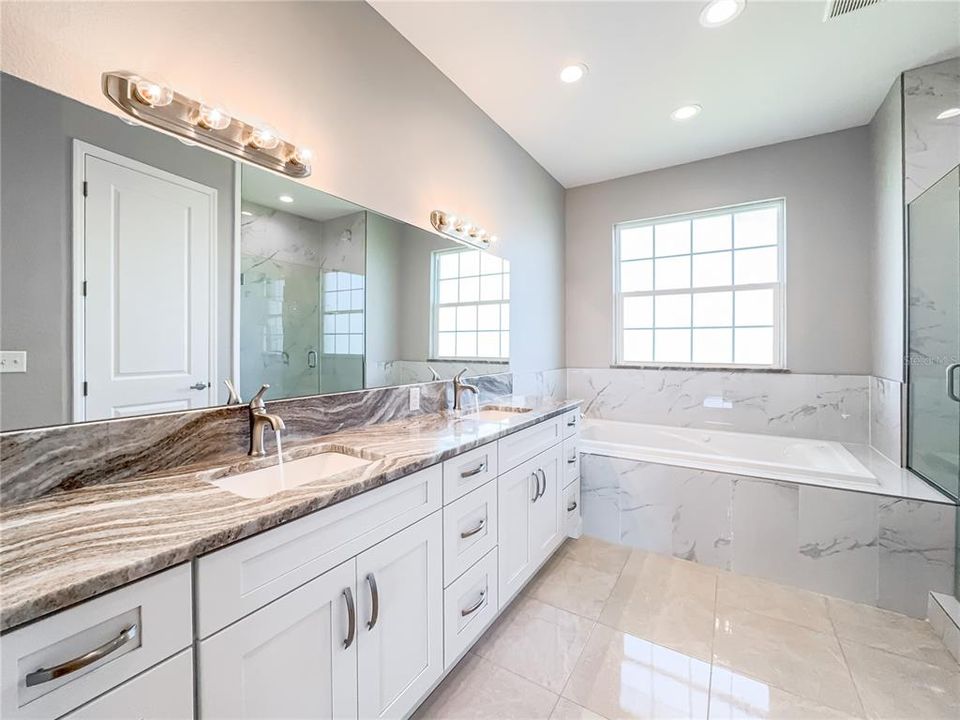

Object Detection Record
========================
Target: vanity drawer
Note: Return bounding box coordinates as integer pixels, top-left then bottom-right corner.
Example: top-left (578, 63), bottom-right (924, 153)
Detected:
top-left (196, 464), bottom-right (441, 638)
top-left (443, 548), bottom-right (499, 670)
top-left (442, 480), bottom-right (498, 585)
top-left (1, 564), bottom-right (192, 720)
top-left (498, 415), bottom-right (562, 473)
top-left (63, 649), bottom-right (193, 720)
top-left (564, 478), bottom-right (582, 539)
top-left (442, 442), bottom-right (498, 504)
top-left (562, 408), bottom-right (581, 438)
top-left (562, 436), bottom-right (580, 485)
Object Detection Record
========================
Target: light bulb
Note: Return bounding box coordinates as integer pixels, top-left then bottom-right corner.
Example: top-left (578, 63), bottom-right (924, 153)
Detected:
top-left (292, 146), bottom-right (313, 166)
top-left (197, 104), bottom-right (231, 130)
top-left (488, 235), bottom-right (499, 244)
top-left (249, 126), bottom-right (280, 150)
top-left (133, 79), bottom-right (173, 107)
top-left (440, 212), bottom-right (458, 230)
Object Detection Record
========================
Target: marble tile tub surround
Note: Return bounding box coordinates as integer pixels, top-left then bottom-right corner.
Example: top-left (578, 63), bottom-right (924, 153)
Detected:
top-left (567, 368), bottom-right (870, 444)
top-left (580, 454), bottom-right (956, 618)
top-left (419, 536), bottom-right (960, 720)
top-left (929, 592), bottom-right (960, 664)
top-left (0, 373), bottom-right (512, 507)
top-left (868, 376), bottom-right (902, 465)
top-left (904, 56), bottom-right (960, 205)
top-left (0, 393), bottom-right (578, 631)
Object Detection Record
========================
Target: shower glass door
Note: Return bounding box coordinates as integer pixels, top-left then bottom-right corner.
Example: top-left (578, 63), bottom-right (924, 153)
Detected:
top-left (908, 166), bottom-right (960, 502)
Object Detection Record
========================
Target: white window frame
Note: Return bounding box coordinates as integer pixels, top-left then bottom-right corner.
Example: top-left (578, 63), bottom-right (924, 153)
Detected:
top-left (613, 198), bottom-right (786, 369)
top-left (430, 247), bottom-right (510, 362)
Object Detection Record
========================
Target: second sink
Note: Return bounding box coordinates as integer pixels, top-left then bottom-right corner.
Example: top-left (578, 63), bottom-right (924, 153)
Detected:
top-left (209, 451), bottom-right (371, 499)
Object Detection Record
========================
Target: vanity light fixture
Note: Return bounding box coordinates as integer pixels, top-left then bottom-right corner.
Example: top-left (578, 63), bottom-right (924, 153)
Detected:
top-left (936, 107), bottom-right (960, 120)
top-left (699, 0), bottom-right (745, 27)
top-left (430, 210), bottom-right (497, 249)
top-left (671, 104), bottom-right (702, 121)
top-left (102, 70), bottom-right (312, 178)
top-left (560, 64), bottom-right (589, 84)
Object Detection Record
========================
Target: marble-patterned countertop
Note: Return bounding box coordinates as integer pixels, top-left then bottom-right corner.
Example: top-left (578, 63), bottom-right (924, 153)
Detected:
top-left (0, 397), bottom-right (579, 632)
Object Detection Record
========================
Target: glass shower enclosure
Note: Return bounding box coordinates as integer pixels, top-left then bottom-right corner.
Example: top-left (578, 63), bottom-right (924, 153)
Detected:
top-left (907, 166), bottom-right (960, 599)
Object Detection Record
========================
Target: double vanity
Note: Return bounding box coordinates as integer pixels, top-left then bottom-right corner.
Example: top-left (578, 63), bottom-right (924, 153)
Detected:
top-left (0, 395), bottom-right (582, 719)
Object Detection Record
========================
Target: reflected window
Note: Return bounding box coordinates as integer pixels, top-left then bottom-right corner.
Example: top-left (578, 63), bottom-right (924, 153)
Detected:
top-left (615, 199), bottom-right (784, 367)
top-left (322, 270), bottom-right (365, 355)
top-left (432, 248), bottom-right (510, 360)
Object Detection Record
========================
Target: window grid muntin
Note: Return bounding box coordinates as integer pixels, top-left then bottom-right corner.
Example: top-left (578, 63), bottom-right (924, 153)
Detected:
top-left (615, 199), bottom-right (784, 368)
top-left (432, 248), bottom-right (510, 361)
top-left (322, 270), bottom-right (364, 356)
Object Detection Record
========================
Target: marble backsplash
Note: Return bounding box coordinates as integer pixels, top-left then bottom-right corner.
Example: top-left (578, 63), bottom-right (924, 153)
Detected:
top-left (581, 454), bottom-right (955, 618)
top-left (0, 373), bottom-right (512, 506)
top-left (567, 367), bottom-right (870, 443)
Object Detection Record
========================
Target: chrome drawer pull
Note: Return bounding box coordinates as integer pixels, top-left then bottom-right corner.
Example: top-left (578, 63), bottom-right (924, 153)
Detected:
top-left (342, 587), bottom-right (356, 649)
top-left (535, 468), bottom-right (547, 500)
top-left (567, 500), bottom-right (578, 512)
top-left (460, 461), bottom-right (487, 479)
top-left (460, 518), bottom-right (487, 539)
top-left (566, 419), bottom-right (577, 427)
top-left (567, 457), bottom-right (577, 465)
top-left (461, 589), bottom-right (487, 617)
top-left (366, 574), bottom-right (379, 631)
top-left (25, 624), bottom-right (139, 687)
top-left (530, 472), bottom-right (541, 503)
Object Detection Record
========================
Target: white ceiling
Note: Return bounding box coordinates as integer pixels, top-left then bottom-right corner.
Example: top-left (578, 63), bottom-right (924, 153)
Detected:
top-left (241, 164), bottom-right (362, 221)
top-left (372, 0), bottom-right (960, 188)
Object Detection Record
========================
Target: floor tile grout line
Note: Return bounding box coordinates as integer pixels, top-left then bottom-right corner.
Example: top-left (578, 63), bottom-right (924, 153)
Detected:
top-left (705, 573), bottom-right (719, 719)
top-left (826, 605), bottom-right (869, 718)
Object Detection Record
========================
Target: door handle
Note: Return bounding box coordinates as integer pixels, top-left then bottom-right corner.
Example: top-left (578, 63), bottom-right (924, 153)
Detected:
top-left (190, 382), bottom-right (208, 391)
top-left (536, 468), bottom-right (547, 500)
top-left (947, 363), bottom-right (960, 402)
top-left (460, 588), bottom-right (487, 617)
top-left (567, 500), bottom-right (578, 512)
top-left (25, 624), bottom-right (138, 687)
top-left (307, 350), bottom-right (318, 369)
top-left (460, 461), bottom-right (487, 479)
top-left (567, 457), bottom-right (577, 465)
top-left (460, 517), bottom-right (486, 539)
top-left (342, 587), bottom-right (356, 649)
top-left (530, 472), bottom-right (540, 503)
top-left (366, 573), bottom-right (379, 630)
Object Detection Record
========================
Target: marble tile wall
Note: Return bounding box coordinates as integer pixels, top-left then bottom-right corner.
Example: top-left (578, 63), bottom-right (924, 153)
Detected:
top-left (580, 453), bottom-right (956, 617)
top-left (869, 376), bottom-right (902, 464)
top-left (513, 368), bottom-right (567, 400)
top-left (567, 368), bottom-right (870, 443)
top-left (904, 57), bottom-right (960, 205)
top-left (0, 373), bottom-right (512, 506)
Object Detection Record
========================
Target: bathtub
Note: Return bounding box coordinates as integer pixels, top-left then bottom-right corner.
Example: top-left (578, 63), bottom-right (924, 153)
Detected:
top-left (579, 419), bottom-right (878, 490)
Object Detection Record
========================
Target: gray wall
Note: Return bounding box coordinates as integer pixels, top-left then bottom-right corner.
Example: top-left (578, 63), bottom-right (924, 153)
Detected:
top-left (565, 127), bottom-right (874, 374)
top-left (0, 73), bottom-right (235, 431)
top-left (868, 78), bottom-right (905, 383)
top-left (365, 212), bottom-right (403, 378)
top-left (1, 1), bottom-right (565, 379)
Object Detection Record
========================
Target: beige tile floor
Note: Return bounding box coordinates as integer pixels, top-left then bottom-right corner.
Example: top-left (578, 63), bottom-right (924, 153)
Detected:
top-left (416, 536), bottom-right (960, 720)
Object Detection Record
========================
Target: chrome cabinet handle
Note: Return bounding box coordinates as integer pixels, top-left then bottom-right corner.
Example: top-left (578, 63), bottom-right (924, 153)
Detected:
top-left (567, 457), bottom-right (577, 465)
top-left (25, 624), bottom-right (139, 687)
top-left (567, 500), bottom-right (578, 512)
top-left (460, 518), bottom-right (486, 539)
top-left (947, 363), bottom-right (960, 402)
top-left (460, 588), bottom-right (487, 617)
top-left (566, 420), bottom-right (577, 427)
top-left (530, 472), bottom-right (540, 503)
top-left (342, 587), bottom-right (356, 649)
top-left (366, 574), bottom-right (379, 631)
top-left (536, 468), bottom-right (547, 500)
top-left (190, 382), bottom-right (208, 391)
top-left (460, 461), bottom-right (487, 479)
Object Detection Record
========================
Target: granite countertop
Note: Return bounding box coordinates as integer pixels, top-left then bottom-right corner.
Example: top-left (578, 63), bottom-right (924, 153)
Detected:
top-left (0, 396), bottom-right (580, 632)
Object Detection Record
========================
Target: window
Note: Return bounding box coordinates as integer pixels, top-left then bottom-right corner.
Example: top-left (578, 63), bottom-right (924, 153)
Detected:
top-left (322, 270), bottom-right (364, 355)
top-left (432, 248), bottom-right (510, 360)
top-left (614, 199), bottom-right (784, 367)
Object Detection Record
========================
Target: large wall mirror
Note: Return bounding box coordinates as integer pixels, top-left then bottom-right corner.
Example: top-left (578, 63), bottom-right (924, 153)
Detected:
top-left (0, 74), bottom-right (509, 432)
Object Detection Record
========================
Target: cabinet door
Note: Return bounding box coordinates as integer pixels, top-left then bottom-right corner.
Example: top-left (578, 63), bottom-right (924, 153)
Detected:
top-left (530, 443), bottom-right (563, 565)
top-left (199, 559), bottom-right (358, 720)
top-left (356, 512), bottom-right (443, 720)
top-left (497, 458), bottom-right (539, 607)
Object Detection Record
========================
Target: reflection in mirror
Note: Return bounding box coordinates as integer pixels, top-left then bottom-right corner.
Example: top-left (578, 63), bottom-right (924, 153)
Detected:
top-left (0, 74), bottom-right (508, 432)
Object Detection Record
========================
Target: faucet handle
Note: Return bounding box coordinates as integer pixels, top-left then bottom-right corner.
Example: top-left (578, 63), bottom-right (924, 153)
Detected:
top-left (224, 379), bottom-right (242, 405)
top-left (250, 384), bottom-right (270, 410)
top-left (428, 365), bottom-right (441, 381)
top-left (454, 368), bottom-right (468, 383)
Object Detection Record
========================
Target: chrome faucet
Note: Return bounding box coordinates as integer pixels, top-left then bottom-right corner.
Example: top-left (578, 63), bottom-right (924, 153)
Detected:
top-left (248, 384), bottom-right (286, 457)
top-left (453, 369), bottom-right (479, 412)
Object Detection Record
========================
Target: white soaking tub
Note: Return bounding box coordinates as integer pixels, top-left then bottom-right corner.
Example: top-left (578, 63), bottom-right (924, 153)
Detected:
top-left (579, 418), bottom-right (878, 490)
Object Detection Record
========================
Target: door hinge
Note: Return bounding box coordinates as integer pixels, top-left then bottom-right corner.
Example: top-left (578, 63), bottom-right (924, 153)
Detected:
top-left (82, 181), bottom-right (88, 197)
top-left (82, 381), bottom-right (88, 397)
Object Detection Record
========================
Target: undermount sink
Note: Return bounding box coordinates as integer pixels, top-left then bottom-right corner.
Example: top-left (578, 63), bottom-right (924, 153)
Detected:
top-left (465, 405), bottom-right (534, 422)
top-left (209, 451), bottom-right (371, 499)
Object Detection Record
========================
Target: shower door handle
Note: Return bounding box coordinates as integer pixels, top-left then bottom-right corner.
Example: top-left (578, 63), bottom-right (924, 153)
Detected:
top-left (947, 363), bottom-right (960, 402)
top-left (307, 350), bottom-right (318, 369)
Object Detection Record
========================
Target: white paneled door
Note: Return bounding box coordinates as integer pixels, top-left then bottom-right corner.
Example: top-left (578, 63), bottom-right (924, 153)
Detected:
top-left (78, 143), bottom-right (216, 420)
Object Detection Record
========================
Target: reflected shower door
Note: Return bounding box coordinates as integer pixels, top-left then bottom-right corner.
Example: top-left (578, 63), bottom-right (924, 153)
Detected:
top-left (907, 167), bottom-right (960, 501)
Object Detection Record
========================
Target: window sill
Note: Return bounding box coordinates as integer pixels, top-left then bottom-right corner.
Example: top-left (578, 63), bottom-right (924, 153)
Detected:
top-left (609, 364), bottom-right (790, 374)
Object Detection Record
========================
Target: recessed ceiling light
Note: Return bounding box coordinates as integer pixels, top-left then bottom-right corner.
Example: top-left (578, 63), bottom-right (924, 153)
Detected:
top-left (560, 64), bottom-right (588, 84)
top-left (936, 107), bottom-right (960, 120)
top-left (278, 195), bottom-right (294, 203)
top-left (671, 104), bottom-right (702, 121)
top-left (699, 0), bottom-right (745, 27)
top-left (241, 210), bottom-right (253, 216)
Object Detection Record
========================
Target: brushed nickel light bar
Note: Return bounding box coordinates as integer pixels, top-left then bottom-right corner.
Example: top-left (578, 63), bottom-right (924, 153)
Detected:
top-left (430, 210), bottom-right (498, 249)
top-left (102, 70), bottom-right (312, 178)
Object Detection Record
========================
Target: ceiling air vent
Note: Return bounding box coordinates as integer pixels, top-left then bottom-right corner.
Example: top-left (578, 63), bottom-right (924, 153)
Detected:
top-left (823, 0), bottom-right (883, 21)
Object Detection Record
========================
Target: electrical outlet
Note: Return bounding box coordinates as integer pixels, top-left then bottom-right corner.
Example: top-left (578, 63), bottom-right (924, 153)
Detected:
top-left (409, 386), bottom-right (421, 411)
top-left (0, 351), bottom-right (27, 373)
